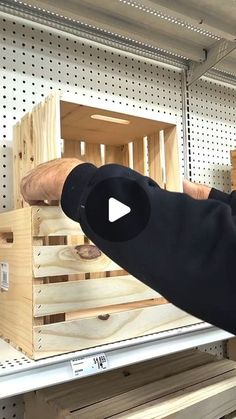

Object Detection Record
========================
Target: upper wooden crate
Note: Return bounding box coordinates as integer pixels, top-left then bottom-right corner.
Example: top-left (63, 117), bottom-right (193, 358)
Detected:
top-left (13, 91), bottom-right (181, 208)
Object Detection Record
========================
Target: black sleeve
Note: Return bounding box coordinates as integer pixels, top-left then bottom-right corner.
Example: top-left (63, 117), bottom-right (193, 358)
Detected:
top-left (209, 188), bottom-right (236, 215)
top-left (61, 163), bottom-right (236, 335)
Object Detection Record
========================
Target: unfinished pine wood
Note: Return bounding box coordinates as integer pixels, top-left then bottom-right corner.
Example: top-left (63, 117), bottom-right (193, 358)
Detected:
top-left (85, 142), bottom-right (102, 167)
top-left (231, 168), bottom-right (236, 188)
top-left (0, 207), bottom-right (33, 356)
top-left (33, 304), bottom-right (200, 358)
top-left (75, 359), bottom-right (236, 418)
top-left (228, 338), bottom-right (236, 361)
top-left (86, 238), bottom-right (111, 279)
top-left (33, 275), bottom-right (161, 316)
top-left (32, 206), bottom-right (83, 236)
top-left (24, 392), bottom-right (59, 419)
top-left (33, 244), bottom-right (120, 277)
top-left (13, 114), bottom-right (33, 209)
top-left (32, 91), bottom-right (61, 166)
top-left (21, 113), bottom-right (34, 177)
top-left (164, 126), bottom-right (181, 192)
top-left (60, 101), bottom-right (172, 145)
top-left (148, 132), bottom-right (164, 187)
top-left (35, 350), bottom-right (216, 402)
top-left (33, 237), bottom-right (46, 327)
top-left (133, 137), bottom-right (147, 175)
top-left (24, 350), bottom-right (218, 417)
top-left (111, 370), bottom-right (236, 419)
top-left (231, 150), bottom-right (236, 168)
top-left (105, 144), bottom-right (129, 166)
top-left (65, 299), bottom-right (167, 321)
top-left (13, 122), bottom-right (22, 209)
top-left (63, 139), bottom-right (82, 159)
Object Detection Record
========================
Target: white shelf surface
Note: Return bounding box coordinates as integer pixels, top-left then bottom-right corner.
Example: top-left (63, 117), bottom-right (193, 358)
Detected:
top-left (0, 323), bottom-right (232, 399)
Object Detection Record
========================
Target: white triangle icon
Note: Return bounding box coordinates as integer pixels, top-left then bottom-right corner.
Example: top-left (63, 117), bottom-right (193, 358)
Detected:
top-left (108, 198), bottom-right (131, 223)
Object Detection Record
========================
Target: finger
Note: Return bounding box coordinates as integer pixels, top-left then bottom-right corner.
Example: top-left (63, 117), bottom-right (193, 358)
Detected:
top-left (26, 200), bottom-right (50, 206)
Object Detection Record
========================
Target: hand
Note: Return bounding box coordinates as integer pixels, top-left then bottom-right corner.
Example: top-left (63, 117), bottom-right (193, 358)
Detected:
top-left (20, 158), bottom-right (82, 205)
top-left (183, 179), bottom-right (211, 200)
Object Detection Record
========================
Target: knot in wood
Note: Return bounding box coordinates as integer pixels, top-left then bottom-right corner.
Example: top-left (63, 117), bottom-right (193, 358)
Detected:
top-left (98, 314), bottom-right (110, 321)
top-left (75, 244), bottom-right (101, 260)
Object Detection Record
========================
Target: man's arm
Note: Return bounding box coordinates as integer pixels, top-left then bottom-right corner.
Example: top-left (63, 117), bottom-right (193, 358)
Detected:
top-left (61, 163), bottom-right (236, 335)
top-left (184, 179), bottom-right (236, 215)
top-left (209, 188), bottom-right (236, 215)
top-left (21, 160), bottom-right (236, 335)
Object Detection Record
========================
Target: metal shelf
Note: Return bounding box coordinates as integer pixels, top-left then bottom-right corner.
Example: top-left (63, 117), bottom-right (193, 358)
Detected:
top-left (0, 0), bottom-right (235, 84)
top-left (0, 323), bottom-right (232, 399)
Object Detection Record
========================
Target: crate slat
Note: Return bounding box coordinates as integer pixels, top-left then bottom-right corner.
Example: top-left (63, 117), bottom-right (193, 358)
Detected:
top-left (133, 137), bottom-right (147, 175)
top-left (231, 150), bottom-right (236, 168)
top-left (104, 144), bottom-right (129, 166)
top-left (164, 126), bottom-right (181, 192)
top-left (32, 92), bottom-right (60, 166)
top-left (85, 142), bottom-right (102, 167)
top-left (32, 206), bottom-right (83, 237)
top-left (148, 132), bottom-right (164, 187)
top-left (13, 123), bottom-right (22, 209)
top-left (74, 360), bottom-right (236, 419)
top-left (33, 275), bottom-right (161, 316)
top-left (65, 299), bottom-right (167, 322)
top-left (110, 371), bottom-right (236, 419)
top-left (33, 244), bottom-right (120, 277)
top-left (33, 304), bottom-right (201, 358)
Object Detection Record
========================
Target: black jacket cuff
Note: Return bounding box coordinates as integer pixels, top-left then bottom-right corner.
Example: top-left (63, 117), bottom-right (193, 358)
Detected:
top-left (209, 188), bottom-right (230, 204)
top-left (60, 163), bottom-right (97, 222)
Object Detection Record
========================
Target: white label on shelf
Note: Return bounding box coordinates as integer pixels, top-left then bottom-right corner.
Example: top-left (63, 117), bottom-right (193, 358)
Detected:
top-left (0, 262), bottom-right (9, 291)
top-left (71, 353), bottom-right (108, 377)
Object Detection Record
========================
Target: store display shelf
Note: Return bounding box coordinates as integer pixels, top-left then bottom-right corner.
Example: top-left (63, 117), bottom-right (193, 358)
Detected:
top-left (0, 323), bottom-right (232, 399)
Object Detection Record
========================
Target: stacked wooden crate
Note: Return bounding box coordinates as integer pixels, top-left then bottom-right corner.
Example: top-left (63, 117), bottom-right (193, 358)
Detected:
top-left (0, 92), bottom-right (201, 360)
top-left (231, 150), bottom-right (236, 190)
top-left (24, 349), bottom-right (236, 418)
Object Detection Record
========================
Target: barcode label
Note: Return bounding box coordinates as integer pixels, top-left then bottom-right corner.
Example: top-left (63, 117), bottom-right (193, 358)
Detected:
top-left (71, 353), bottom-right (108, 378)
top-left (0, 262), bottom-right (9, 291)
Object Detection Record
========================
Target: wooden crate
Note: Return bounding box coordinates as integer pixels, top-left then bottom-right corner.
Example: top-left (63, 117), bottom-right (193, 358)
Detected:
top-left (0, 92), bottom-right (201, 359)
top-left (0, 206), bottom-right (200, 359)
top-left (13, 91), bottom-right (181, 209)
top-left (24, 349), bottom-right (236, 418)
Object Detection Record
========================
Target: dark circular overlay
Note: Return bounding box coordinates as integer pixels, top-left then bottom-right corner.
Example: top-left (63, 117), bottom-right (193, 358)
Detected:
top-left (83, 177), bottom-right (150, 242)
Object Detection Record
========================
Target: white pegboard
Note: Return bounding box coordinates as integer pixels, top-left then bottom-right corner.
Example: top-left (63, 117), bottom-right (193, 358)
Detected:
top-left (0, 13), bottom-right (184, 212)
top-left (197, 341), bottom-right (227, 359)
top-left (0, 396), bottom-right (24, 419)
top-left (188, 77), bottom-right (236, 192)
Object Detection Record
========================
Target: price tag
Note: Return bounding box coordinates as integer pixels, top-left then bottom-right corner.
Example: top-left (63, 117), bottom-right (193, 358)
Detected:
top-left (0, 262), bottom-right (9, 291)
top-left (71, 353), bottom-right (108, 378)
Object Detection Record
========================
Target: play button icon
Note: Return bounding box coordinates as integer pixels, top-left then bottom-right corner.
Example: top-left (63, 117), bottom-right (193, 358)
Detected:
top-left (83, 176), bottom-right (150, 242)
top-left (108, 198), bottom-right (131, 222)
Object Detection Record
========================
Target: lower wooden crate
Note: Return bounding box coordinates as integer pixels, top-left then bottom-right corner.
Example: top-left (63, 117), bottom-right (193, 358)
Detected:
top-left (0, 206), bottom-right (201, 360)
top-left (24, 349), bottom-right (236, 419)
